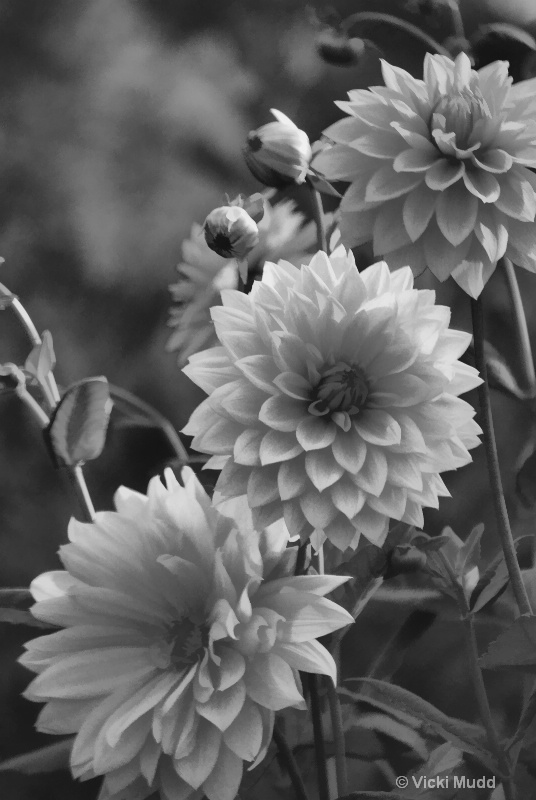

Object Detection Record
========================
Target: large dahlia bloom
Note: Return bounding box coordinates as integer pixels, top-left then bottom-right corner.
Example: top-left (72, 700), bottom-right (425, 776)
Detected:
top-left (21, 468), bottom-right (352, 800)
top-left (313, 52), bottom-right (536, 297)
top-left (167, 200), bottom-right (318, 365)
top-left (182, 248), bottom-right (482, 551)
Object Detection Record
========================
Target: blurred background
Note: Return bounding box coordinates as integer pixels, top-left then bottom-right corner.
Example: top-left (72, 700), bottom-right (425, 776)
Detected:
top-left (1, 0), bottom-right (536, 797)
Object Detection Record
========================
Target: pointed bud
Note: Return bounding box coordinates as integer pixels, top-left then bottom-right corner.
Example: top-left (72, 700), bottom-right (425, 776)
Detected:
top-left (203, 205), bottom-right (259, 261)
top-left (243, 109), bottom-right (312, 188)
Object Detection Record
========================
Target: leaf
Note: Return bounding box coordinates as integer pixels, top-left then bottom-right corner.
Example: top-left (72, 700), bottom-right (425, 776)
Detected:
top-left (469, 557), bottom-right (509, 613)
top-left (480, 615), bottom-right (536, 673)
top-left (332, 544), bottom-right (388, 623)
top-left (358, 712), bottom-right (428, 759)
top-left (345, 678), bottom-right (499, 772)
top-left (25, 331), bottom-right (56, 384)
top-left (46, 377), bottom-right (113, 467)
top-left (0, 739), bottom-right (73, 774)
top-left (483, 341), bottom-right (527, 401)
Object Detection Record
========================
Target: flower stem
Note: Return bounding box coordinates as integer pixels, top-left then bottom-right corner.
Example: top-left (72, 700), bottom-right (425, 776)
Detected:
top-left (445, 0), bottom-right (466, 40)
top-left (461, 611), bottom-right (514, 797)
top-left (326, 680), bottom-right (348, 796)
top-left (307, 180), bottom-right (328, 253)
top-left (471, 296), bottom-right (533, 616)
top-left (108, 384), bottom-right (189, 464)
top-left (307, 673), bottom-right (330, 800)
top-left (503, 258), bottom-right (536, 398)
top-left (273, 721), bottom-right (311, 800)
top-left (342, 11), bottom-right (452, 57)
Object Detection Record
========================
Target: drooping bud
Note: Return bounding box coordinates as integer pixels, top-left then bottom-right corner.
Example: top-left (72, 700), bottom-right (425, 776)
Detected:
top-left (315, 25), bottom-right (366, 67)
top-left (243, 109), bottom-right (312, 188)
top-left (203, 205), bottom-right (259, 260)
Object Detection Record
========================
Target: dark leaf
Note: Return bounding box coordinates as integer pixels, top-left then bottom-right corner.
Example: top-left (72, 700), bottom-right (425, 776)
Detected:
top-left (480, 615), bottom-right (536, 673)
top-left (345, 678), bottom-right (499, 772)
top-left (484, 341), bottom-right (527, 401)
top-left (470, 557), bottom-right (509, 613)
top-left (47, 377), bottom-right (113, 467)
top-left (332, 544), bottom-right (388, 624)
top-left (0, 739), bottom-right (73, 773)
top-left (25, 331), bottom-right (55, 385)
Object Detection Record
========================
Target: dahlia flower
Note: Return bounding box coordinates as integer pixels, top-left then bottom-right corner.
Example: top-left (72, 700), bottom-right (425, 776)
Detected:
top-left (244, 109), bottom-right (312, 188)
top-left (182, 248), bottom-right (481, 550)
top-left (21, 467), bottom-right (352, 800)
top-left (313, 52), bottom-right (536, 297)
top-left (167, 201), bottom-right (319, 366)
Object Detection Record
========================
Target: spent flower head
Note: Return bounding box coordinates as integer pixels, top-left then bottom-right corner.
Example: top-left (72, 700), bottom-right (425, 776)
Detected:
top-left (244, 109), bottom-right (312, 188)
top-left (20, 468), bottom-right (352, 800)
top-left (314, 52), bottom-right (536, 297)
top-left (182, 248), bottom-right (482, 551)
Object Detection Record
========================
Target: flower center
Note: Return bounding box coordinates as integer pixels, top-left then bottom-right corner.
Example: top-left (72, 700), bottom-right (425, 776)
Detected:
top-left (167, 617), bottom-right (208, 667)
top-left (309, 362), bottom-right (369, 416)
top-left (432, 87), bottom-right (490, 149)
top-left (246, 132), bottom-right (263, 153)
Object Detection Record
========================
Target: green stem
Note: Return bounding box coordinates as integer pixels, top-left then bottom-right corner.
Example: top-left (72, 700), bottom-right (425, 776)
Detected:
top-left (471, 296), bottom-right (533, 616)
top-left (307, 674), bottom-right (330, 800)
top-left (445, 0), bottom-right (466, 40)
top-left (273, 722), bottom-right (311, 800)
top-left (326, 680), bottom-right (348, 796)
top-left (308, 180), bottom-right (328, 253)
top-left (462, 612), bottom-right (514, 796)
top-left (108, 384), bottom-right (189, 464)
top-left (503, 258), bottom-right (536, 398)
top-left (342, 11), bottom-right (452, 57)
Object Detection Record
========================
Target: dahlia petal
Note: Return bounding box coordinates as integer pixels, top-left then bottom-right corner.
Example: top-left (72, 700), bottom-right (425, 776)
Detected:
top-left (340, 178), bottom-right (381, 212)
top-left (425, 160), bottom-right (465, 191)
top-left (274, 594), bottom-right (354, 642)
top-left (273, 640), bottom-right (338, 683)
top-left (305, 449), bottom-right (345, 491)
top-left (283, 501), bottom-right (309, 540)
top-left (322, 515), bottom-right (360, 550)
top-left (332, 426), bottom-right (367, 472)
top-left (258, 394), bottom-right (307, 431)
top-left (202, 744), bottom-right (243, 800)
top-left (339, 208), bottom-right (377, 248)
top-left (390, 122), bottom-right (436, 153)
top-left (160, 762), bottom-right (198, 800)
top-left (233, 429), bottom-right (263, 466)
top-left (216, 647), bottom-right (246, 691)
top-left (36, 698), bottom-right (91, 734)
top-left (245, 652), bottom-right (303, 710)
top-left (296, 417), bottom-right (337, 450)
top-left (494, 168), bottom-right (536, 221)
top-left (402, 183), bottom-right (438, 242)
top-left (474, 207), bottom-right (508, 262)
top-left (472, 148), bottom-right (512, 173)
top-left (223, 701), bottom-right (264, 762)
top-left (386, 455), bottom-right (423, 491)
top-left (313, 144), bottom-right (374, 180)
top-left (299, 492), bottom-right (338, 527)
top-left (373, 197), bottom-right (412, 254)
top-left (175, 719), bottom-right (222, 789)
top-left (368, 485), bottom-right (407, 518)
top-left (435, 181), bottom-right (479, 246)
top-left (351, 129), bottom-right (405, 159)
top-left (505, 218), bottom-right (536, 272)
top-left (218, 383), bottom-right (266, 426)
top-left (353, 410), bottom-right (401, 446)
top-left (277, 458), bottom-right (308, 500)
top-left (30, 570), bottom-right (79, 602)
top-left (330, 478), bottom-right (366, 518)
top-left (235, 355), bottom-right (279, 394)
top-left (371, 373), bottom-right (432, 407)
top-left (217, 460), bottom-right (250, 497)
top-left (256, 574), bottom-right (350, 600)
top-left (393, 148), bottom-right (440, 173)
top-left (247, 466), bottom-right (280, 508)
top-left (252, 502), bottom-right (285, 530)
top-left (463, 169), bottom-right (500, 203)
top-left (423, 221), bottom-right (472, 281)
top-left (365, 165), bottom-right (423, 202)
top-left (451, 245), bottom-right (496, 297)
top-left (353, 505), bottom-right (390, 545)
top-left (259, 430), bottom-right (303, 465)
top-left (273, 371), bottom-right (312, 400)
top-left (351, 446), bottom-right (388, 496)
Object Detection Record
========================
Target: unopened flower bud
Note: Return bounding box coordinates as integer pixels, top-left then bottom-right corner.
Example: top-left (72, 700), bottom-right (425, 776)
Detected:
top-left (243, 109), bottom-right (312, 188)
top-left (203, 205), bottom-right (259, 260)
top-left (316, 27), bottom-right (366, 67)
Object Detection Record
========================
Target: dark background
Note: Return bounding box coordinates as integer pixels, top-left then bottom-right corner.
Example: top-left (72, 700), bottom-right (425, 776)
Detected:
top-left (1, 0), bottom-right (536, 797)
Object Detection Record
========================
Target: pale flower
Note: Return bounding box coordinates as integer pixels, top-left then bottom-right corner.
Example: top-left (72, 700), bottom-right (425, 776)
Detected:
top-left (244, 109), bottom-right (312, 188)
top-left (20, 467), bottom-right (352, 800)
top-left (182, 248), bottom-right (482, 551)
top-left (167, 201), bottom-right (319, 366)
top-left (313, 52), bottom-right (536, 297)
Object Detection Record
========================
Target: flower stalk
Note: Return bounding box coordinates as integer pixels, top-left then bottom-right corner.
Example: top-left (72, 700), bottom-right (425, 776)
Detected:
top-left (341, 11), bottom-right (452, 57)
top-left (273, 722), bottom-right (311, 800)
top-left (326, 679), bottom-right (348, 796)
top-left (470, 296), bottom-right (533, 616)
top-left (308, 179), bottom-right (328, 252)
top-left (503, 258), bottom-right (536, 398)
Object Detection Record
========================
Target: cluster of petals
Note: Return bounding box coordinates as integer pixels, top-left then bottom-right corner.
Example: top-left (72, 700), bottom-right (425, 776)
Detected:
top-left (182, 248), bottom-right (482, 551)
top-left (167, 199), bottom-right (318, 365)
top-left (314, 52), bottom-right (536, 297)
top-left (21, 468), bottom-right (352, 800)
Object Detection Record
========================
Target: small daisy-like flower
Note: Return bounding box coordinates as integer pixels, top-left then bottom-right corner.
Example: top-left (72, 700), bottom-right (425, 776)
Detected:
top-left (20, 468), bottom-right (352, 800)
top-left (313, 52), bottom-right (536, 297)
top-left (244, 109), bottom-right (312, 188)
top-left (182, 248), bottom-right (482, 551)
top-left (167, 201), bottom-right (319, 366)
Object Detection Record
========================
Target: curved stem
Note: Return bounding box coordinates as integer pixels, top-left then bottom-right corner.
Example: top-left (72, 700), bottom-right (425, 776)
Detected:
top-left (445, 0), bottom-right (466, 40)
top-left (273, 722), bottom-right (311, 800)
top-left (342, 11), bottom-right (452, 57)
top-left (108, 384), bottom-right (188, 464)
top-left (503, 258), bottom-right (536, 398)
top-left (471, 296), bottom-right (533, 616)
top-left (308, 180), bottom-right (328, 253)
top-left (326, 680), bottom-right (348, 796)
top-left (307, 674), bottom-right (330, 800)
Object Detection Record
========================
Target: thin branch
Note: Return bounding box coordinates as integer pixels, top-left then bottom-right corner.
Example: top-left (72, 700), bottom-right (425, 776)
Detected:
top-left (342, 11), bottom-right (452, 57)
top-left (273, 722), bottom-right (311, 800)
